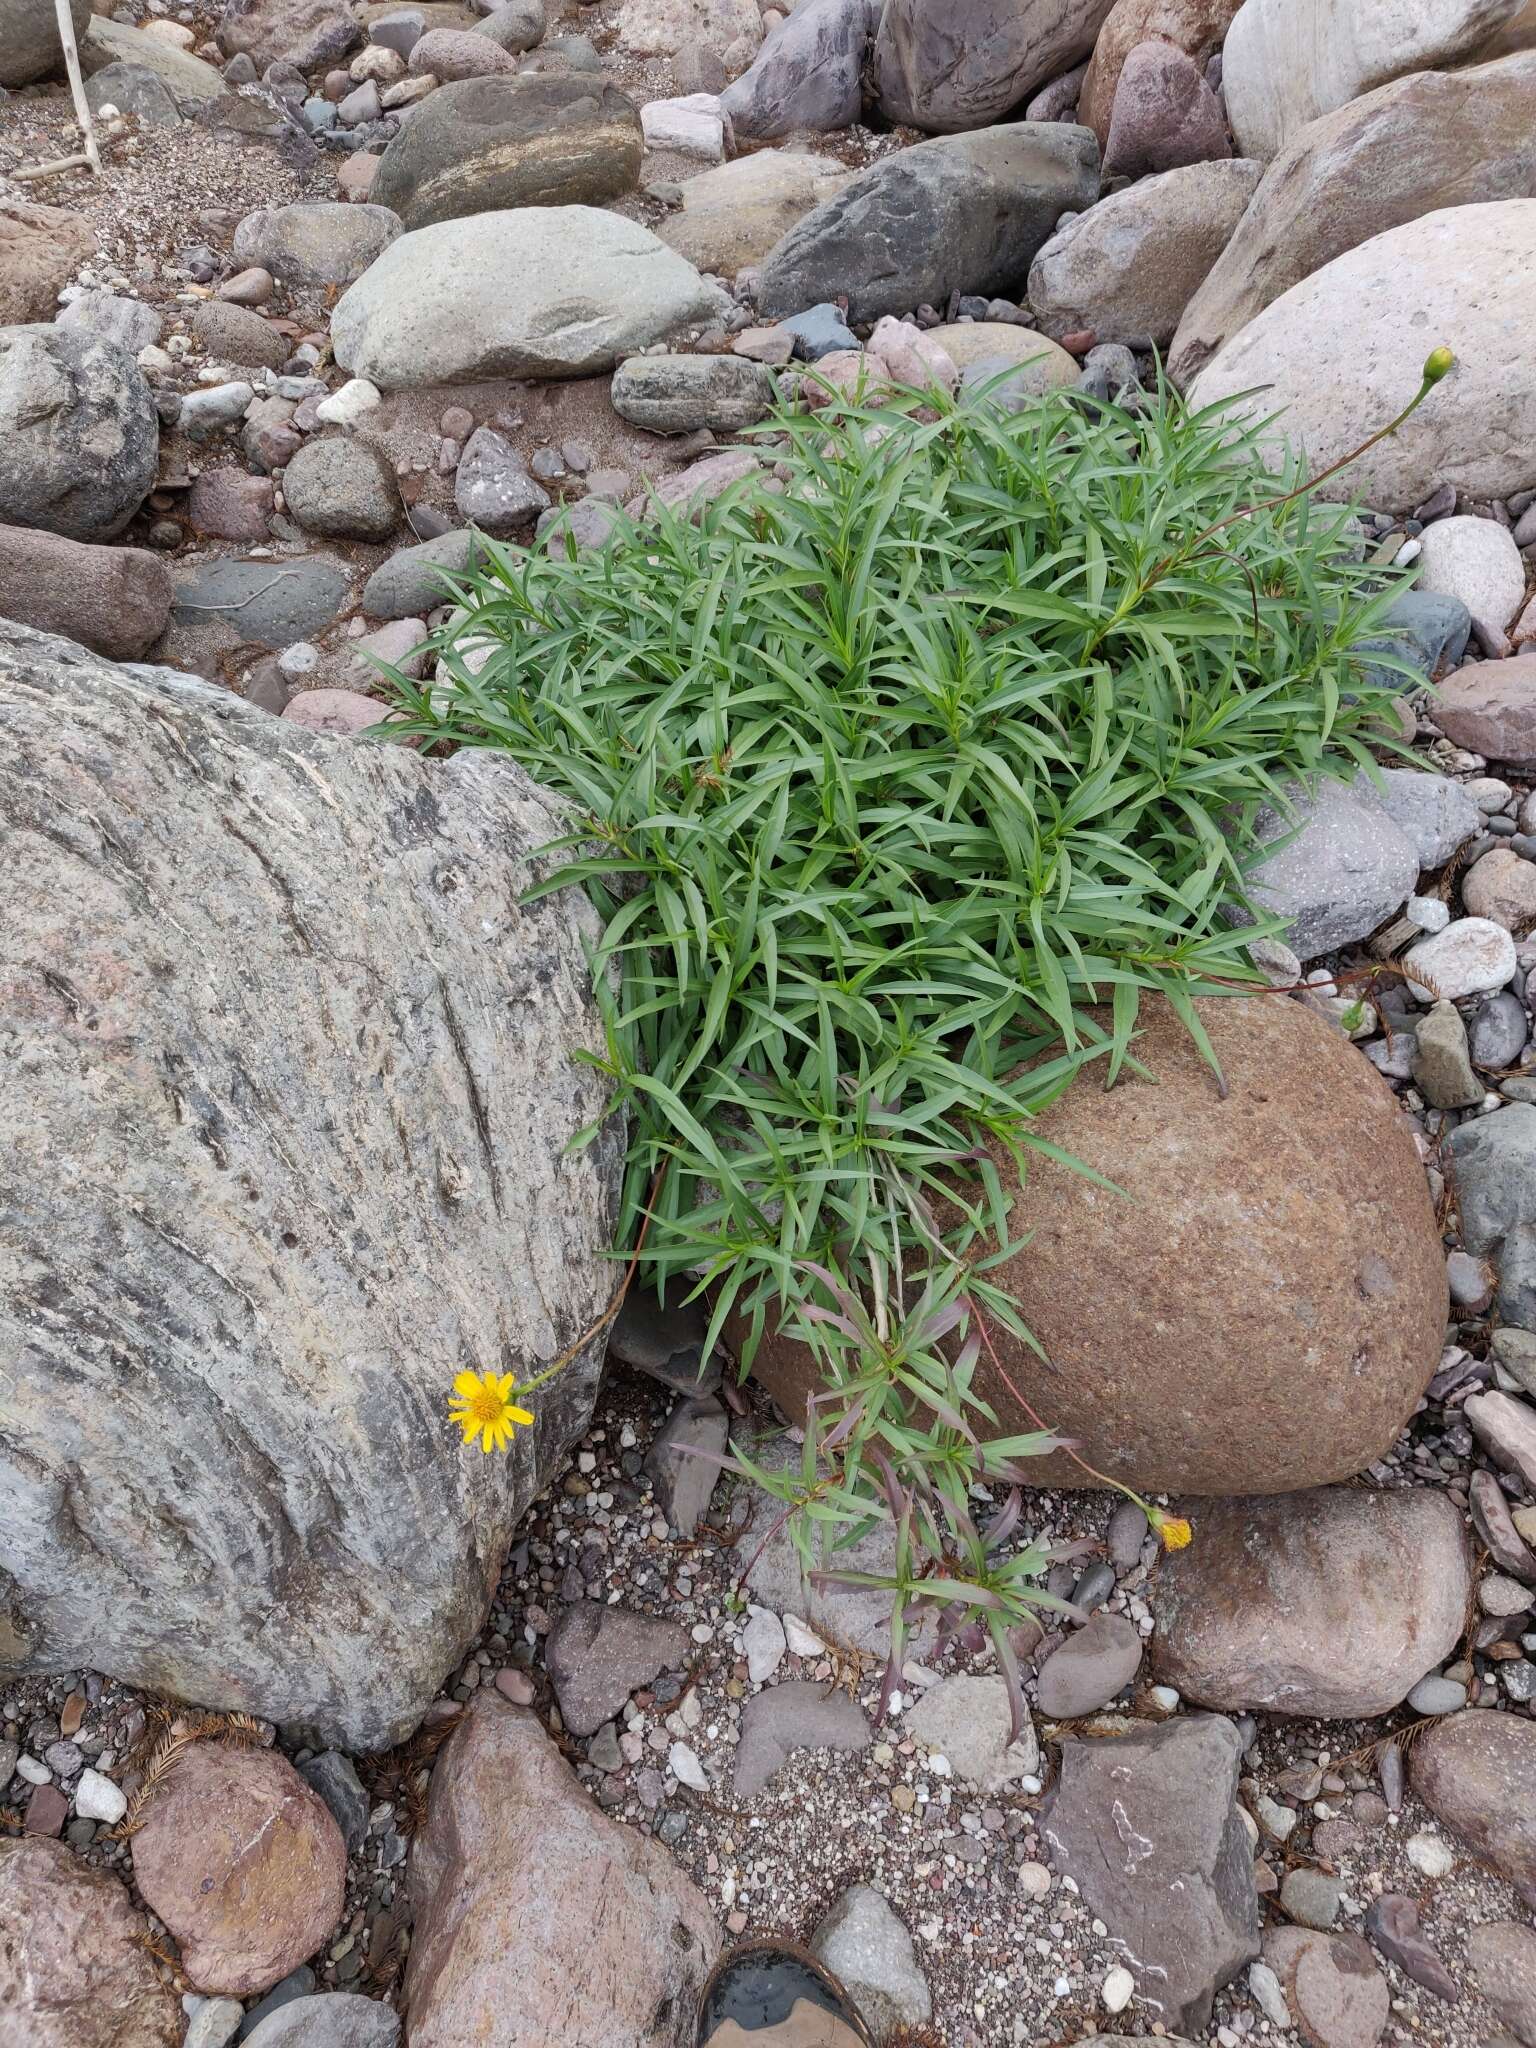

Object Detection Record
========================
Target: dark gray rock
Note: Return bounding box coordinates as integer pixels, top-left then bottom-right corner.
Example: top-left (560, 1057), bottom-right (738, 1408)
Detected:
top-left (1353, 588), bottom-right (1472, 694)
top-left (1448, 1105), bottom-right (1536, 1332)
top-left (735, 1679), bottom-right (871, 1797)
top-left (454, 428), bottom-right (551, 533)
top-left (0, 620), bottom-right (622, 1750)
top-left (172, 554), bottom-right (353, 649)
top-left (1470, 1469), bottom-right (1536, 1584)
top-left (874, 0), bottom-right (1113, 133)
top-left (1035, 1608), bottom-right (1141, 1718)
top-left (201, 86), bottom-right (320, 169)
top-left (283, 435), bottom-right (399, 541)
top-left (83, 60), bottom-right (183, 125)
top-left (610, 352), bottom-right (775, 433)
top-left (545, 1601), bottom-right (691, 1736)
top-left (537, 497), bottom-right (623, 557)
top-left (720, 0), bottom-right (878, 139)
top-left (297, 1752), bottom-right (370, 1854)
top-left (757, 123), bottom-right (1100, 326)
top-left (191, 299), bottom-right (290, 371)
top-left (1041, 1715), bottom-right (1260, 2033)
top-left (608, 1283), bottom-right (724, 1394)
top-left (217, 0), bottom-right (360, 73)
top-left (1470, 990), bottom-right (1529, 1071)
top-left (0, 0), bottom-right (91, 87)
top-left (644, 1394), bottom-right (727, 1538)
top-left (362, 530), bottom-right (480, 619)
top-left (371, 75), bottom-right (642, 232)
top-left (778, 303), bottom-right (857, 360)
top-left (472, 0), bottom-right (545, 50)
top-left (0, 324), bottom-right (158, 543)
top-left (1365, 1894), bottom-right (1459, 2004)
top-left (236, 1968), bottom-right (317, 2040)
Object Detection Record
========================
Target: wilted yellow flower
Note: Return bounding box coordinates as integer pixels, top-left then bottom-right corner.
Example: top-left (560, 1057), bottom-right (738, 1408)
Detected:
top-left (1422, 346), bottom-right (1455, 386)
top-left (1149, 1508), bottom-right (1193, 1551)
top-left (449, 1370), bottom-right (533, 1453)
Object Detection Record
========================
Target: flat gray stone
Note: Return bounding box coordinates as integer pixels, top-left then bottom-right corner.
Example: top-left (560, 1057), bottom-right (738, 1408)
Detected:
top-left (644, 1394), bottom-right (727, 1538)
top-left (172, 554), bottom-right (354, 649)
top-left (362, 530), bottom-right (479, 620)
top-left (1237, 774), bottom-right (1419, 961)
top-left (242, 1993), bottom-right (401, 2047)
top-left (905, 1674), bottom-right (1039, 1791)
top-left (1449, 1108), bottom-right (1536, 1332)
top-left (610, 352), bottom-right (775, 434)
top-left (810, 1885), bottom-right (931, 2039)
top-left (545, 1601), bottom-right (690, 1737)
top-left (1035, 1609), bottom-right (1142, 1718)
top-left (734, 1679), bottom-right (871, 1797)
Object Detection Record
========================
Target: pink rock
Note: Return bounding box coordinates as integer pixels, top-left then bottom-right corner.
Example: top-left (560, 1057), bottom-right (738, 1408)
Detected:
top-left (867, 314), bottom-right (959, 392)
top-left (0, 1838), bottom-right (182, 2045)
top-left (354, 616), bottom-right (430, 680)
top-left (337, 152), bottom-right (383, 202)
top-left (494, 1667), bottom-right (536, 1705)
top-left (408, 27), bottom-right (517, 77)
top-left (639, 446), bottom-right (763, 518)
top-left (1103, 39), bottom-right (1231, 178)
top-left (188, 469), bottom-right (276, 543)
top-left (217, 266), bottom-right (275, 306)
top-left (23, 1784), bottom-right (67, 1836)
top-left (404, 1695), bottom-right (719, 2047)
top-left (282, 688), bottom-right (388, 737)
top-left (130, 1741), bottom-right (346, 1996)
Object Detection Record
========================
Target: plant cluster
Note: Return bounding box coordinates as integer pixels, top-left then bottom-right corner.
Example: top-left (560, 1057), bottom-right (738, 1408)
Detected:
top-left (390, 369), bottom-right (1427, 1732)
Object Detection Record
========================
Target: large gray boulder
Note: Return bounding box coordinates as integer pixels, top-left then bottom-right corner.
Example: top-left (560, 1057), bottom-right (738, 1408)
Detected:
top-left (81, 15), bottom-right (228, 99)
top-left (757, 123), bottom-right (1100, 325)
top-left (1028, 157), bottom-right (1260, 346)
top-left (720, 0), bottom-right (878, 138)
top-left (1171, 55), bottom-right (1536, 382)
top-left (232, 202), bottom-right (402, 287)
top-left (875, 0), bottom-right (1114, 132)
top-left (1222, 0), bottom-right (1535, 161)
top-left (372, 76), bottom-right (642, 231)
top-left (1189, 201), bottom-right (1536, 515)
top-left (0, 621), bottom-right (623, 1749)
top-left (332, 208), bottom-right (724, 388)
top-left (0, 325), bottom-right (158, 543)
top-left (0, 0), bottom-right (91, 86)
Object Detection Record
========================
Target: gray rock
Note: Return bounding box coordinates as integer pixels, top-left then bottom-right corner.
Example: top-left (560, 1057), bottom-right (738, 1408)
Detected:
top-left (1106, 1498), bottom-right (1147, 1569)
top-left (644, 1394), bottom-right (727, 1537)
top-left (1411, 1000), bottom-right (1481, 1109)
top-left (0, 0), bottom-right (91, 86)
top-left (1365, 1893), bottom-right (1459, 2003)
top-left (232, 202), bottom-right (401, 287)
top-left (191, 299), bottom-right (290, 371)
top-left (905, 1674), bottom-right (1039, 1791)
top-left (0, 325), bottom-right (158, 543)
top-left (371, 76), bottom-right (642, 231)
top-left (1466, 1390), bottom-right (1536, 1491)
top-left (720, 0), bottom-right (878, 138)
top-left (1466, 1921), bottom-right (1536, 2045)
top-left (537, 497), bottom-right (623, 557)
top-left (1471, 990), bottom-right (1529, 1071)
top-left (744, 1440), bottom-right (915, 1655)
top-left (1370, 765), bottom-right (1480, 870)
top-left (778, 302), bottom-right (857, 360)
top-left (1150, 1488), bottom-right (1471, 1719)
top-left (757, 122), bottom-right (1100, 325)
top-left (473, 0), bottom-right (546, 49)
top-left (608, 1282), bottom-right (724, 1394)
top-left (1035, 1608), bottom-right (1141, 1718)
top-left (810, 1885), bottom-right (931, 2040)
top-left (875, 0), bottom-right (1113, 132)
top-left (173, 554), bottom-right (353, 649)
top-left (0, 619), bottom-right (622, 1750)
top-left (734, 1679), bottom-right (871, 1797)
top-left (186, 1998), bottom-right (245, 2048)
top-left (1449, 1107), bottom-right (1536, 1332)
top-left (610, 352), bottom-right (775, 433)
top-left (1355, 590), bottom-right (1472, 695)
top-left (242, 1993), bottom-right (401, 2048)
top-left (1407, 1674), bottom-right (1468, 1716)
top-left (362, 530), bottom-right (480, 619)
top-left (454, 428), bottom-right (551, 533)
top-left (368, 8), bottom-right (424, 55)
top-left (332, 208), bottom-right (724, 388)
top-left (56, 291), bottom-right (164, 354)
top-left (297, 1752), bottom-right (370, 1853)
top-left (236, 1967), bottom-right (317, 2039)
top-left (1028, 157), bottom-right (1260, 347)
top-left (201, 85), bottom-right (320, 168)
top-left (1042, 1715), bottom-right (1259, 2034)
top-left (283, 436), bottom-right (398, 541)
top-left (83, 15), bottom-right (226, 98)
top-left (545, 1601), bottom-right (691, 1736)
top-left (83, 58), bottom-right (184, 125)
top-left (216, 0), bottom-right (360, 73)
top-left (1470, 1468), bottom-right (1536, 1583)
top-left (180, 380), bottom-right (257, 439)
top-left (1281, 1867), bottom-right (1341, 1931)
top-left (1237, 774), bottom-right (1418, 961)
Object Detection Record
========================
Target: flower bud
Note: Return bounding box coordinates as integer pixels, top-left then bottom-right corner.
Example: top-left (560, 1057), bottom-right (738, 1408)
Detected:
top-left (1422, 346), bottom-right (1455, 386)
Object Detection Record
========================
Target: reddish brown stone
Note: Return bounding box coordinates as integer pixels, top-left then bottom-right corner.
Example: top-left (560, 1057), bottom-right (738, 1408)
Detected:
top-left (281, 688), bottom-right (385, 737)
top-left (742, 995), bottom-right (1445, 1496)
top-left (1410, 1711), bottom-right (1536, 1902)
top-left (129, 1742), bottom-right (346, 1995)
top-left (0, 1837), bottom-right (182, 2046)
top-left (24, 1783), bottom-right (67, 1836)
top-left (1079, 0), bottom-right (1242, 142)
top-left (404, 1692), bottom-right (720, 2047)
top-left (0, 200), bottom-right (97, 325)
top-left (1103, 38), bottom-right (1231, 178)
top-left (1435, 652), bottom-right (1536, 771)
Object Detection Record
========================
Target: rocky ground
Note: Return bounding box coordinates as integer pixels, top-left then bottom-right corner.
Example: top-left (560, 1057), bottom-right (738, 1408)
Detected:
top-left (4, 0), bottom-right (1536, 2042)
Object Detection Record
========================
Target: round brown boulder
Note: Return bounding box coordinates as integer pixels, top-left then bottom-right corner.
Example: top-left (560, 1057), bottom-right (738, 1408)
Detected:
top-left (1410, 1710), bottom-right (1536, 1902)
top-left (130, 1741), bottom-right (346, 1995)
top-left (0, 1837), bottom-right (182, 2047)
top-left (743, 994), bottom-right (1446, 1495)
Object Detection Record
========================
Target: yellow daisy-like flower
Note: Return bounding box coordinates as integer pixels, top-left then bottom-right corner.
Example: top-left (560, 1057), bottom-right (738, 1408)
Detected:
top-left (1149, 1508), bottom-right (1193, 1552)
top-left (448, 1370), bottom-right (534, 1454)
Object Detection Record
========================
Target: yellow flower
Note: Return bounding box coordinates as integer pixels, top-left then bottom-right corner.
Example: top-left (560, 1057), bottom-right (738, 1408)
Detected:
top-left (448, 1370), bottom-right (534, 1453)
top-left (1149, 1507), bottom-right (1193, 1552)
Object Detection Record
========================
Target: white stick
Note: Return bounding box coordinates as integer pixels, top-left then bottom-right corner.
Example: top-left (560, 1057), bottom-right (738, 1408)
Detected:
top-left (52, 0), bottom-right (102, 176)
top-left (12, 152), bottom-right (92, 181)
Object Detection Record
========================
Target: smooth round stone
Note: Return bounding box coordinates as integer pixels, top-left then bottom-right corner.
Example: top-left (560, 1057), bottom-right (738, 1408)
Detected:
top-left (1407, 1673), bottom-right (1468, 1716)
top-left (1404, 917), bottom-right (1517, 999)
top-left (1469, 989), bottom-right (1529, 1070)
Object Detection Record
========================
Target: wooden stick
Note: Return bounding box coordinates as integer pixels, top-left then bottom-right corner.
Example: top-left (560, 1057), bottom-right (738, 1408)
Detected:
top-left (52, 0), bottom-right (102, 176)
top-left (12, 152), bottom-right (91, 181)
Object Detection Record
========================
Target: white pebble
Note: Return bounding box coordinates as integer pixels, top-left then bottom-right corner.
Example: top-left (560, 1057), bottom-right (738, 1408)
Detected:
top-left (315, 377), bottom-right (383, 429)
top-left (741, 1605), bottom-right (786, 1685)
top-left (1406, 1830), bottom-right (1454, 1879)
top-left (668, 1741), bottom-right (708, 1792)
top-left (690, 1622), bottom-right (714, 1643)
top-left (1406, 895), bottom-right (1451, 932)
top-left (1102, 1966), bottom-right (1135, 2014)
top-left (783, 1613), bottom-right (824, 1658)
top-left (73, 1767), bottom-right (127, 1824)
top-left (1017, 1860), bottom-right (1052, 1899)
top-left (15, 1756), bottom-right (49, 1785)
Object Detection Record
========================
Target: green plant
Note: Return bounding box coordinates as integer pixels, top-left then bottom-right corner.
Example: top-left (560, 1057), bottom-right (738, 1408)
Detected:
top-left (386, 368), bottom-right (1429, 1733)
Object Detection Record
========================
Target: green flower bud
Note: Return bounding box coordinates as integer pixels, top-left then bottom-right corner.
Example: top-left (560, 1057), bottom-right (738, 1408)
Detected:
top-left (1423, 346), bottom-right (1455, 386)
